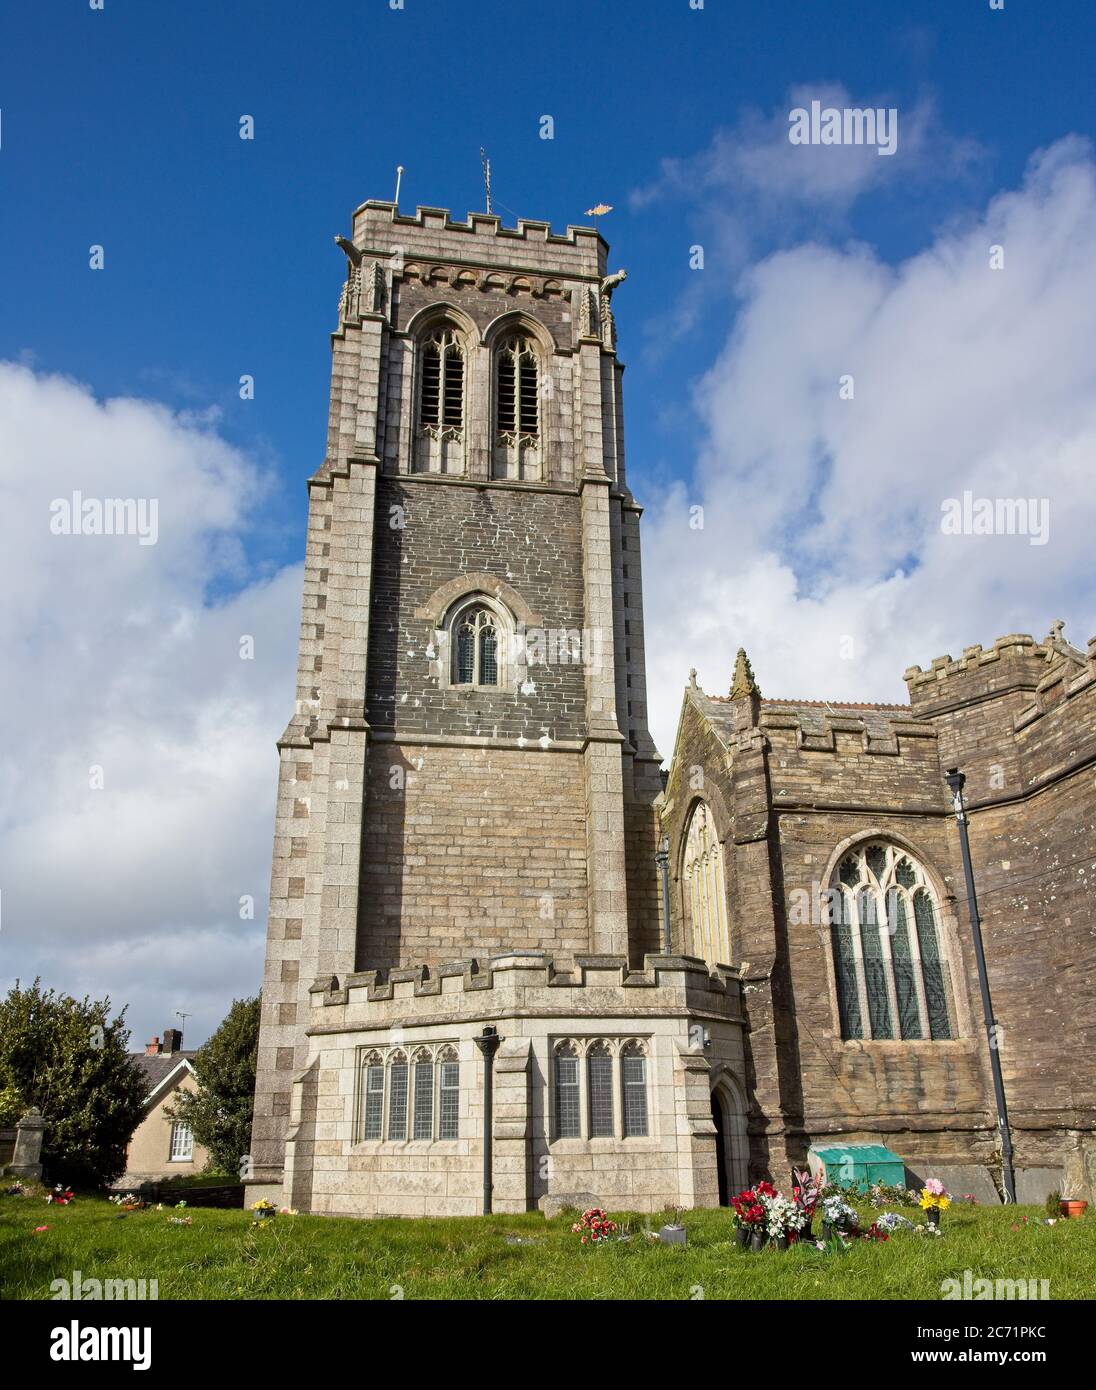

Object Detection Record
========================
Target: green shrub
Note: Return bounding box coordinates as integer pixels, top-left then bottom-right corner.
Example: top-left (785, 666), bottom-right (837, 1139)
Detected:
top-left (0, 980), bottom-right (145, 1187)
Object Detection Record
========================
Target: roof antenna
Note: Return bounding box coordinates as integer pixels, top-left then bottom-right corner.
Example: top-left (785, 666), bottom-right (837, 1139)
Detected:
top-left (480, 147), bottom-right (493, 215)
top-left (394, 165), bottom-right (404, 208)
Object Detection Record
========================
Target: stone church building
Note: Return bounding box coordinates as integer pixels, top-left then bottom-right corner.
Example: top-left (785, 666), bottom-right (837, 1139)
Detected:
top-left (248, 198), bottom-right (1095, 1217)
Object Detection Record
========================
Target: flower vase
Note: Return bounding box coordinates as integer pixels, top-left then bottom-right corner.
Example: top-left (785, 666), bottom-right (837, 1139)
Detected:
top-left (822, 1221), bottom-right (834, 1241)
top-left (926, 1207), bottom-right (940, 1228)
top-left (749, 1230), bottom-right (764, 1253)
top-left (775, 1235), bottom-right (789, 1252)
top-left (734, 1226), bottom-right (750, 1249)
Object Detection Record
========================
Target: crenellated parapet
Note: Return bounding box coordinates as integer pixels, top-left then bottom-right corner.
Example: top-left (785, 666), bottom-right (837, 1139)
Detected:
top-left (307, 950), bottom-right (743, 1025)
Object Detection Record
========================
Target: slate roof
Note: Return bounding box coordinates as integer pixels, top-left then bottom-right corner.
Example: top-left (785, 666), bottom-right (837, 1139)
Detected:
top-left (129, 1051), bottom-right (197, 1097)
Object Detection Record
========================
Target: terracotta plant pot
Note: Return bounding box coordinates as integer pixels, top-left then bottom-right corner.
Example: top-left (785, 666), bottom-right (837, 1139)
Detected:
top-left (1059, 1199), bottom-right (1088, 1220)
top-left (734, 1226), bottom-right (750, 1249)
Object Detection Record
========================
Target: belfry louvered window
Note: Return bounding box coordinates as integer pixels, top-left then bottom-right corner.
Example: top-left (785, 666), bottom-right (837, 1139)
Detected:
top-left (495, 337), bottom-right (539, 436)
top-left (829, 841), bottom-right (954, 1042)
top-left (418, 330), bottom-right (464, 432)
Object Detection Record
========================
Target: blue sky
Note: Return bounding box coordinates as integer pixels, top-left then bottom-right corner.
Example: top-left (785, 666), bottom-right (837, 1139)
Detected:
top-left (4, 0), bottom-right (1091, 559)
top-left (3, 0), bottom-right (1096, 1048)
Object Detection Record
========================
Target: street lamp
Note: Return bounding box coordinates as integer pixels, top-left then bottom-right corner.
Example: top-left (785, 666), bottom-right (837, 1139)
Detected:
top-left (655, 832), bottom-right (672, 953)
top-left (944, 767), bottom-right (1016, 1203)
top-left (473, 1024), bottom-right (502, 1215)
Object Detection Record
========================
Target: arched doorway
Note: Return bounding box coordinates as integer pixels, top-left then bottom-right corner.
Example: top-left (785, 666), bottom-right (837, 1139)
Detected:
top-left (711, 1074), bottom-right (749, 1197)
top-left (710, 1092), bottom-right (729, 1205)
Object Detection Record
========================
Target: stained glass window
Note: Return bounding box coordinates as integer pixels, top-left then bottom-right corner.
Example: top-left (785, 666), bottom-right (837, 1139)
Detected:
top-left (829, 841), bottom-right (954, 1042)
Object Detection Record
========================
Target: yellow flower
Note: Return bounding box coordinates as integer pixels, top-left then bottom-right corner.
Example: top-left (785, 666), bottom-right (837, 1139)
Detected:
top-left (937, 1195), bottom-right (951, 1211)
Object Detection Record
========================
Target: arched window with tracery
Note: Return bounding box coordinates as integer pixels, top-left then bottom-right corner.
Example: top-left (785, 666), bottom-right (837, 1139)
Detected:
top-left (416, 327), bottom-right (465, 473)
top-left (681, 802), bottom-right (731, 966)
top-left (493, 335), bottom-right (542, 480)
top-left (451, 601), bottom-right (502, 688)
top-left (830, 840), bottom-right (954, 1041)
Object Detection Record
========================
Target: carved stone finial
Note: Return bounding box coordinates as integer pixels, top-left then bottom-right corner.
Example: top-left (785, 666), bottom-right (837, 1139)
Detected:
top-left (729, 648), bottom-right (759, 700)
top-left (689, 668), bottom-right (698, 689)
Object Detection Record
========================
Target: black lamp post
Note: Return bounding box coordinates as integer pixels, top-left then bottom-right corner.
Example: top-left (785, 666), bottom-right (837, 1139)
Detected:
top-left (655, 833), bottom-right (672, 953)
top-left (473, 1024), bottom-right (502, 1215)
top-left (944, 767), bottom-right (1016, 1204)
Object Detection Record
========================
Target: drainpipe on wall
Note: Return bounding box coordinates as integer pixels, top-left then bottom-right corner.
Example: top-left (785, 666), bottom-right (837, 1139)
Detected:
top-left (944, 767), bottom-right (1017, 1204)
top-left (474, 1025), bottom-right (502, 1215)
top-left (655, 833), bottom-right (672, 953)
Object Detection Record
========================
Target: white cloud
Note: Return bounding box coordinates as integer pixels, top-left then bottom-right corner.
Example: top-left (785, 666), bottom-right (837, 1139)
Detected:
top-left (0, 364), bottom-right (301, 1048)
top-left (642, 137), bottom-right (1096, 759)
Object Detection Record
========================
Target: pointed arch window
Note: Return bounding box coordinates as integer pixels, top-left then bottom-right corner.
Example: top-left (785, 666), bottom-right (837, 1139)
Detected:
top-left (681, 802), bottom-right (731, 966)
top-left (451, 602), bottom-right (502, 687)
top-left (415, 327), bottom-right (465, 474)
top-left (829, 841), bottom-right (954, 1042)
top-left (493, 335), bottom-right (543, 480)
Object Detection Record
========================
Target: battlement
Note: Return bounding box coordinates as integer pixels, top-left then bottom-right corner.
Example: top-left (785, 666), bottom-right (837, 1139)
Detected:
top-left (904, 632), bottom-right (1043, 688)
top-left (307, 951), bottom-right (742, 1023)
top-left (350, 201), bottom-right (607, 279)
top-left (757, 700), bottom-right (935, 756)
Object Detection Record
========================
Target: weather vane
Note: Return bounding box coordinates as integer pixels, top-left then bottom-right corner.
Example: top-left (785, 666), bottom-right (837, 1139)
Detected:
top-left (585, 202), bottom-right (613, 229)
top-left (480, 147), bottom-right (493, 214)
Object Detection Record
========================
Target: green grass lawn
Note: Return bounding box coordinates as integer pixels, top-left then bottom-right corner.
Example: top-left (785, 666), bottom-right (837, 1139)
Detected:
top-left (1, 1194), bottom-right (1091, 1300)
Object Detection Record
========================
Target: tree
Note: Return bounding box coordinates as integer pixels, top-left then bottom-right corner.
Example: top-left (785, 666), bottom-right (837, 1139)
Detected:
top-left (167, 996), bottom-right (260, 1176)
top-left (0, 980), bottom-right (146, 1187)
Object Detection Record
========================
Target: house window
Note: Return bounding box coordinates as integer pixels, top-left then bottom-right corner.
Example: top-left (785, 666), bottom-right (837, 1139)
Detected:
top-left (554, 1046), bottom-right (581, 1138)
top-left (829, 841), bottom-right (954, 1042)
top-left (452, 603), bottom-right (501, 687)
top-left (681, 801), bottom-right (731, 966)
top-left (493, 336), bottom-right (542, 480)
top-left (169, 1122), bottom-right (193, 1162)
top-left (621, 1044), bottom-right (649, 1138)
top-left (387, 1053), bottom-right (409, 1140)
top-left (438, 1047), bottom-right (460, 1140)
top-left (587, 1043), bottom-right (614, 1138)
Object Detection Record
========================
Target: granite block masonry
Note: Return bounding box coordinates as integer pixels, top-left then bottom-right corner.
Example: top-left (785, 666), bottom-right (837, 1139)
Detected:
top-left (247, 198), bottom-right (1094, 1216)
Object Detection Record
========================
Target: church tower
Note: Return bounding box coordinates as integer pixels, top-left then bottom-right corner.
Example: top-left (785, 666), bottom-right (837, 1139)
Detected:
top-left (248, 201), bottom-right (744, 1216)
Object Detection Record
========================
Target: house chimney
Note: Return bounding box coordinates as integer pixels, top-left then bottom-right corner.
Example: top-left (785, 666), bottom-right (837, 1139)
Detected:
top-left (145, 1036), bottom-right (161, 1055)
top-left (161, 1028), bottom-right (182, 1055)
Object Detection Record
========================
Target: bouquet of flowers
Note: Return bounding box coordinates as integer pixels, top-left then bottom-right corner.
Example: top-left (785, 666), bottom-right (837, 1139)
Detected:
top-left (762, 1191), bottom-right (804, 1242)
top-left (46, 1185), bottom-right (75, 1206)
top-left (876, 1211), bottom-right (915, 1233)
top-left (109, 1192), bottom-right (145, 1211)
top-left (917, 1178), bottom-right (951, 1212)
top-left (821, 1194), bottom-right (858, 1232)
top-left (729, 1188), bottom-right (766, 1230)
top-left (792, 1168), bottom-right (822, 1226)
top-left (571, 1207), bottom-right (618, 1245)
